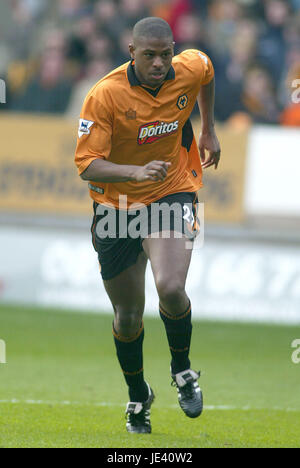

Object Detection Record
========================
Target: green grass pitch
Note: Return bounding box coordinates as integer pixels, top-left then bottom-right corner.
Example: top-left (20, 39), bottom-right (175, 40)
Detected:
top-left (0, 304), bottom-right (300, 448)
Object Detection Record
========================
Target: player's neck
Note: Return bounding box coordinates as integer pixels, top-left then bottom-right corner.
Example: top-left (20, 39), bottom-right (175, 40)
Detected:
top-left (133, 65), bottom-right (162, 90)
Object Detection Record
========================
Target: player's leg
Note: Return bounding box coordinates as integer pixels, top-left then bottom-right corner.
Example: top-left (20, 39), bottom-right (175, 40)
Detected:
top-left (142, 235), bottom-right (193, 373)
top-left (103, 251), bottom-right (149, 403)
top-left (92, 201), bottom-right (155, 432)
top-left (142, 235), bottom-right (203, 418)
top-left (103, 251), bottom-right (155, 433)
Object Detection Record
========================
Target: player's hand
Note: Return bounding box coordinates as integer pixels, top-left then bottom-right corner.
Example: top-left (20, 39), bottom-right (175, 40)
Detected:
top-left (133, 161), bottom-right (171, 182)
top-left (199, 130), bottom-right (221, 170)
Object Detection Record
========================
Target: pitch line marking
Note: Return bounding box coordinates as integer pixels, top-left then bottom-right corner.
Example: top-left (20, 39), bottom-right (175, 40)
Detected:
top-left (0, 399), bottom-right (299, 412)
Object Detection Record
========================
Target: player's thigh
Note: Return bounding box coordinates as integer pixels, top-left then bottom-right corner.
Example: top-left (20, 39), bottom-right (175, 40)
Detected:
top-left (103, 251), bottom-right (148, 313)
top-left (142, 236), bottom-right (193, 293)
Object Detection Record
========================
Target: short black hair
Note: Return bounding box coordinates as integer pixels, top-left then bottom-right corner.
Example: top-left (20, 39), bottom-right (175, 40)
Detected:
top-left (133, 17), bottom-right (173, 43)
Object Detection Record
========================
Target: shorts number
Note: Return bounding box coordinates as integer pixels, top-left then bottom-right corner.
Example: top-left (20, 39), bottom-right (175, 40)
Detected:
top-left (183, 204), bottom-right (195, 226)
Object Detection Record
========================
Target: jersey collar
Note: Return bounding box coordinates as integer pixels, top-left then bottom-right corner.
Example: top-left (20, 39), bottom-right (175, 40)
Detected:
top-left (127, 60), bottom-right (175, 88)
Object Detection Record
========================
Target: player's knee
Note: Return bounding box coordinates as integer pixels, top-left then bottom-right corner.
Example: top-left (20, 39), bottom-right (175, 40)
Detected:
top-left (114, 307), bottom-right (142, 337)
top-left (156, 277), bottom-right (185, 308)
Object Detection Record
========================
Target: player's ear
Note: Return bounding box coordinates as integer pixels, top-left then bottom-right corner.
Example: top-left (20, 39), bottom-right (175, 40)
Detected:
top-left (129, 43), bottom-right (135, 59)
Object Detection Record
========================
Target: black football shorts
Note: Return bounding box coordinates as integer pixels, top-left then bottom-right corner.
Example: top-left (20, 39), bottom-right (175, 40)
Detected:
top-left (91, 191), bottom-right (199, 280)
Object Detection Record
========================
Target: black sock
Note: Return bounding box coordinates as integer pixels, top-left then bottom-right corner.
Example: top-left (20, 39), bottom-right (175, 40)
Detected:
top-left (160, 301), bottom-right (192, 375)
top-left (113, 322), bottom-right (149, 402)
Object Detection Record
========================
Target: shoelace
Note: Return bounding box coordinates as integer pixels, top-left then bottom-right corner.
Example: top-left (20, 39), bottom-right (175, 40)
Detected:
top-left (126, 409), bottom-right (150, 426)
top-left (180, 382), bottom-right (195, 399)
top-left (171, 371), bottom-right (201, 398)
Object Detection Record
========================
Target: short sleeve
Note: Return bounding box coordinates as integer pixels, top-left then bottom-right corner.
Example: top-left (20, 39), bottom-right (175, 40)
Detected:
top-left (74, 86), bottom-right (113, 176)
top-left (178, 49), bottom-right (215, 86)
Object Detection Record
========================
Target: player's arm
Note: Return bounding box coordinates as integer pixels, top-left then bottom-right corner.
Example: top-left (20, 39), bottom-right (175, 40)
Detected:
top-left (197, 76), bottom-right (221, 170)
top-left (76, 91), bottom-right (170, 183)
top-left (80, 159), bottom-right (171, 183)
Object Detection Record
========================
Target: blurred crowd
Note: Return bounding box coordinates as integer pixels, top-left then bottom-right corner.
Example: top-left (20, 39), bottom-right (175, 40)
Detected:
top-left (0, 0), bottom-right (299, 126)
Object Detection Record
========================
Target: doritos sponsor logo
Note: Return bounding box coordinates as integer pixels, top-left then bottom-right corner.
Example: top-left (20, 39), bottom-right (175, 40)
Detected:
top-left (138, 120), bottom-right (179, 145)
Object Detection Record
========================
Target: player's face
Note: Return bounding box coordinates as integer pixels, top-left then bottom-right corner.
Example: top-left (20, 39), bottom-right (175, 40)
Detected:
top-left (129, 36), bottom-right (174, 88)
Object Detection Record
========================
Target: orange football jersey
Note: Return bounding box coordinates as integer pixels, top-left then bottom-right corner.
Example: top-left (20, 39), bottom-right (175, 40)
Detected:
top-left (75, 49), bottom-right (214, 208)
